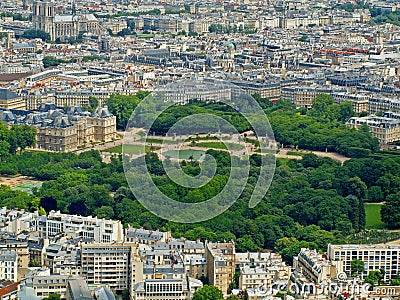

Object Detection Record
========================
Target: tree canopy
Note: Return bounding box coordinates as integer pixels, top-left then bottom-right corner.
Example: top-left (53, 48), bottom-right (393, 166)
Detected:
top-left (192, 285), bottom-right (224, 300)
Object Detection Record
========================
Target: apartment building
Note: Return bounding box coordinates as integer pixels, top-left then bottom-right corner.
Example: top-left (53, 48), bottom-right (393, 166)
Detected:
top-left (239, 266), bottom-right (286, 291)
top-left (34, 210), bottom-right (123, 243)
top-left (133, 278), bottom-right (191, 300)
top-left (237, 251), bottom-right (290, 291)
top-left (232, 81), bottom-right (283, 99)
top-left (125, 228), bottom-right (171, 245)
top-left (182, 253), bottom-right (207, 279)
top-left (281, 86), bottom-right (338, 109)
top-left (293, 248), bottom-right (343, 284)
top-left (347, 114), bottom-right (400, 144)
top-left (327, 244), bottom-right (400, 282)
top-left (332, 92), bottom-right (370, 113)
top-left (50, 247), bottom-right (81, 277)
top-left (23, 92), bottom-right (55, 111)
top-left (0, 89), bottom-right (26, 110)
top-left (101, 19), bottom-right (127, 35)
top-left (0, 208), bottom-right (38, 235)
top-left (0, 240), bottom-right (30, 277)
top-left (0, 280), bottom-right (19, 300)
top-left (24, 268), bottom-right (72, 299)
top-left (54, 91), bottom-right (110, 108)
top-left (80, 243), bottom-right (143, 294)
top-left (26, 70), bottom-right (63, 87)
top-left (235, 251), bottom-right (285, 268)
top-left (143, 252), bottom-right (185, 281)
top-left (0, 250), bottom-right (17, 282)
top-left (158, 80), bottom-right (232, 105)
top-left (369, 97), bottom-right (400, 114)
top-left (205, 241), bottom-right (235, 295)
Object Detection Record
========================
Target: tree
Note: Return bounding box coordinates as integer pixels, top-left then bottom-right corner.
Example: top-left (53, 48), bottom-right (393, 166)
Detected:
top-left (38, 207), bottom-right (46, 216)
top-left (21, 29), bottom-right (50, 41)
top-left (105, 92), bottom-right (149, 128)
top-left (338, 102), bottom-right (355, 122)
top-left (10, 125), bottom-right (36, 154)
top-left (43, 56), bottom-right (70, 68)
top-left (365, 269), bottom-right (384, 287)
top-left (0, 140), bottom-right (10, 161)
top-left (40, 196), bottom-right (58, 212)
top-left (192, 285), bottom-right (224, 300)
top-left (93, 206), bottom-right (114, 219)
top-left (121, 289), bottom-right (130, 300)
top-left (89, 96), bottom-right (99, 110)
top-left (309, 94), bottom-right (334, 117)
top-left (29, 259), bottom-right (41, 267)
top-left (236, 235), bottom-right (260, 252)
top-left (43, 293), bottom-right (61, 300)
top-left (350, 259), bottom-right (365, 276)
top-left (381, 192), bottom-right (400, 228)
top-left (368, 186), bottom-right (384, 203)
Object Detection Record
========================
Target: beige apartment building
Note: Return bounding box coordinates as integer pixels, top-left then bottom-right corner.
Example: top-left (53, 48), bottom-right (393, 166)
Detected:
top-left (294, 248), bottom-right (343, 284)
top-left (0, 89), bottom-right (26, 110)
top-left (205, 241), bottom-right (235, 295)
top-left (347, 114), bottom-right (400, 145)
top-left (239, 264), bottom-right (290, 291)
top-left (369, 97), bottom-right (400, 114)
top-left (332, 92), bottom-right (370, 114)
top-left (182, 254), bottom-right (207, 279)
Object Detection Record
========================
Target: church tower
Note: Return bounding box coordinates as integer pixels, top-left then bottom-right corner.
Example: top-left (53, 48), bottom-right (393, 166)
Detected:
top-left (32, 1), bottom-right (55, 40)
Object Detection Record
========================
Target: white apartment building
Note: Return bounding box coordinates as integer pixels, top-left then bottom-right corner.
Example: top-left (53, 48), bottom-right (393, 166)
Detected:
top-left (24, 268), bottom-right (71, 299)
top-left (0, 208), bottom-right (38, 235)
top-left (239, 266), bottom-right (270, 291)
top-left (0, 250), bottom-right (17, 282)
top-left (80, 243), bottom-right (143, 294)
top-left (157, 80), bottom-right (232, 105)
top-left (34, 211), bottom-right (123, 243)
top-left (327, 244), bottom-right (400, 282)
top-left (133, 278), bottom-right (197, 300)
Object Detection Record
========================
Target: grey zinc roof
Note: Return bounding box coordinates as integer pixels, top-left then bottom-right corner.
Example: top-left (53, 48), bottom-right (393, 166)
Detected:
top-left (0, 89), bottom-right (20, 100)
top-left (94, 287), bottom-right (116, 300)
top-left (127, 228), bottom-right (165, 240)
top-left (68, 279), bottom-right (94, 300)
top-left (0, 250), bottom-right (17, 262)
top-left (92, 106), bottom-right (112, 118)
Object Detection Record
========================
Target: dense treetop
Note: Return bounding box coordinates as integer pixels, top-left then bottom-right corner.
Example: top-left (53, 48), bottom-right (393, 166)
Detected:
top-left (0, 93), bottom-right (395, 262)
